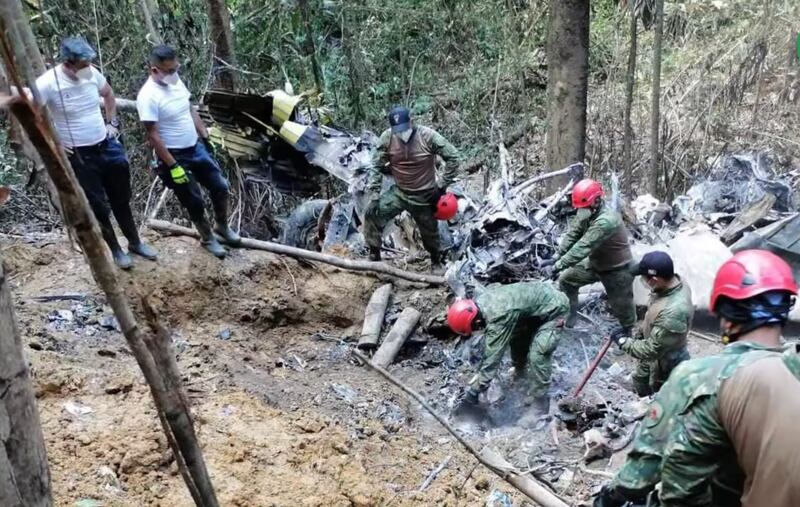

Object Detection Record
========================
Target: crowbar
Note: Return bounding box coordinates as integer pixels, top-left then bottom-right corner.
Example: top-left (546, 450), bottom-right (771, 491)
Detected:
top-left (571, 336), bottom-right (613, 398)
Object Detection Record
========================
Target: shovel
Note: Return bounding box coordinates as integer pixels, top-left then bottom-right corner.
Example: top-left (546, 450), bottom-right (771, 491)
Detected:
top-left (571, 336), bottom-right (613, 398)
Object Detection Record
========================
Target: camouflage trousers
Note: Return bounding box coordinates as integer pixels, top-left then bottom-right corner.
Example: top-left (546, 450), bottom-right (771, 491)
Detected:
top-left (471, 318), bottom-right (567, 398)
top-left (559, 260), bottom-right (636, 328)
top-left (362, 186), bottom-right (440, 257)
top-left (632, 347), bottom-right (691, 397)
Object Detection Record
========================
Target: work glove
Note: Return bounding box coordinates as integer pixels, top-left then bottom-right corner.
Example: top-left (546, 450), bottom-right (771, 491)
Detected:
top-left (105, 123), bottom-right (120, 141)
top-left (457, 388), bottom-right (480, 408)
top-left (168, 164), bottom-right (190, 185)
top-left (201, 136), bottom-right (215, 156)
top-left (543, 264), bottom-right (561, 281)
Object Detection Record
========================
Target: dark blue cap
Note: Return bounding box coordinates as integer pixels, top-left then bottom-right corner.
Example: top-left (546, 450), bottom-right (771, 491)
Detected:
top-left (388, 106), bottom-right (411, 134)
top-left (638, 251), bottom-right (674, 278)
top-left (60, 37), bottom-right (96, 62)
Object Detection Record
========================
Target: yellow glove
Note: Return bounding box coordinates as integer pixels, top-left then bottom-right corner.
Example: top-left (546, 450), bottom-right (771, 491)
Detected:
top-left (169, 164), bottom-right (189, 185)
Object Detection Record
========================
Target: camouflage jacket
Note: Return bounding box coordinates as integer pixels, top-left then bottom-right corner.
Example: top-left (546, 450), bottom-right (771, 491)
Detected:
top-left (656, 341), bottom-right (798, 506)
top-left (621, 278), bottom-right (694, 363)
top-left (555, 205), bottom-right (633, 273)
top-left (472, 282), bottom-right (569, 380)
top-left (367, 126), bottom-right (462, 194)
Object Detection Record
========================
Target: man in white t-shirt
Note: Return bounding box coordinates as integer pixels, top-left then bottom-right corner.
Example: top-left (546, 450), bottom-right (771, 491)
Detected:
top-left (136, 44), bottom-right (239, 259)
top-left (36, 37), bottom-right (157, 269)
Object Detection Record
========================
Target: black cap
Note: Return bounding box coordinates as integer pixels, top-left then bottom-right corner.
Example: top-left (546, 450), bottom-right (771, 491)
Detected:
top-left (638, 251), bottom-right (674, 278)
top-left (388, 106), bottom-right (411, 134)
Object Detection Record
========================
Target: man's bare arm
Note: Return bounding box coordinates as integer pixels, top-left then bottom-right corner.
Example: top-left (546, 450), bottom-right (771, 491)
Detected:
top-left (143, 121), bottom-right (176, 166)
top-left (191, 109), bottom-right (208, 139)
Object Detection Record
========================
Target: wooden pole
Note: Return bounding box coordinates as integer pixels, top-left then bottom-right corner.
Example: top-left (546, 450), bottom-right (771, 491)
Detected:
top-left (0, 14), bottom-right (219, 504)
top-left (371, 307), bottom-right (420, 368)
top-left (147, 219), bottom-right (446, 285)
top-left (353, 350), bottom-right (569, 507)
top-left (571, 337), bottom-right (612, 398)
top-left (0, 260), bottom-right (52, 507)
top-left (357, 283), bottom-right (392, 351)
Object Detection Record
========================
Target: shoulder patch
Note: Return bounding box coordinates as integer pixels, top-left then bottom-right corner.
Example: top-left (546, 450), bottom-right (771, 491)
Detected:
top-left (645, 401), bottom-right (664, 428)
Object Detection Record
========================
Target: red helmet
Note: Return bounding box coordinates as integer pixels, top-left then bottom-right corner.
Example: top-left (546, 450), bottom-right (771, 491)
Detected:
top-left (710, 249), bottom-right (798, 313)
top-left (434, 192), bottom-right (458, 221)
top-left (447, 299), bottom-right (479, 335)
top-left (571, 179), bottom-right (604, 209)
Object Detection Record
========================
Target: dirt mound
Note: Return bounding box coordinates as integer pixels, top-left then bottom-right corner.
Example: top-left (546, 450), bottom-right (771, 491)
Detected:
top-left (4, 233), bottom-right (524, 506)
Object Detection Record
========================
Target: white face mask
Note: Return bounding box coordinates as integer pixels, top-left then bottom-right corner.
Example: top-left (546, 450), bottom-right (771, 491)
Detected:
top-left (161, 72), bottom-right (179, 86)
top-left (74, 66), bottom-right (93, 82)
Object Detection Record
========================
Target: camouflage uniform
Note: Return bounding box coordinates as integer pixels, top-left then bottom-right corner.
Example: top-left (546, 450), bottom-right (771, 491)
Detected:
top-left (658, 342), bottom-right (800, 506)
top-left (363, 126), bottom-right (461, 258)
top-left (555, 206), bottom-right (636, 328)
top-left (621, 277), bottom-right (694, 396)
top-left (468, 282), bottom-right (569, 399)
top-left (597, 342), bottom-right (788, 507)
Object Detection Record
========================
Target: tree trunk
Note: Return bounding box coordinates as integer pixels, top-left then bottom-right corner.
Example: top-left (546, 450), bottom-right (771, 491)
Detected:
top-left (545, 0), bottom-right (589, 192)
top-left (0, 260), bottom-right (52, 507)
top-left (648, 0), bottom-right (665, 196)
top-left (140, 0), bottom-right (162, 43)
top-left (622, 9), bottom-right (638, 194)
top-left (205, 0), bottom-right (236, 90)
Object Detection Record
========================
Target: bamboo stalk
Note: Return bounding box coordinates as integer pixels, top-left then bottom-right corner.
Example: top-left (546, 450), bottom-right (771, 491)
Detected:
top-left (147, 219), bottom-right (446, 285)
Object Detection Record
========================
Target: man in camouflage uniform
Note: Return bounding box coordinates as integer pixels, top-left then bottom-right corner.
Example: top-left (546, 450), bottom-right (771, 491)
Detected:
top-left (363, 106), bottom-right (462, 270)
top-left (613, 251), bottom-right (694, 397)
top-left (446, 281), bottom-right (570, 412)
top-left (658, 250), bottom-right (800, 507)
top-left (595, 250), bottom-right (800, 507)
top-left (551, 179), bottom-right (636, 333)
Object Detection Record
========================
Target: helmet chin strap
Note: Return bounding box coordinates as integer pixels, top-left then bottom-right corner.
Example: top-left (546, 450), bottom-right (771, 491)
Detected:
top-left (722, 318), bottom-right (780, 344)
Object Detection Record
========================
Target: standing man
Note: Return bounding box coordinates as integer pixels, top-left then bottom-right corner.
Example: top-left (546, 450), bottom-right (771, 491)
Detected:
top-left (657, 249), bottom-right (800, 507)
top-left (136, 44), bottom-right (240, 259)
top-left (35, 37), bottom-right (157, 269)
top-left (612, 251), bottom-right (694, 396)
top-left (551, 179), bottom-right (636, 334)
top-left (446, 281), bottom-right (569, 412)
top-left (363, 106), bottom-right (462, 272)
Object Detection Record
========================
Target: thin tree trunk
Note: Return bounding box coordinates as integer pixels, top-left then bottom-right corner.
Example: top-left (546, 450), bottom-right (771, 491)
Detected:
top-left (205, 0), bottom-right (236, 90)
top-left (648, 0), bottom-right (665, 196)
top-left (298, 0), bottom-right (324, 92)
top-left (622, 9), bottom-right (638, 194)
top-left (545, 0), bottom-right (589, 192)
top-left (0, 260), bottom-right (52, 507)
top-left (140, 0), bottom-right (162, 43)
top-left (0, 6), bottom-right (219, 505)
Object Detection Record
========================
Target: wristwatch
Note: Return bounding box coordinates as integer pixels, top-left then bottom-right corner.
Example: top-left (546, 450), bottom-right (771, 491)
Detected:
top-left (108, 118), bottom-right (120, 128)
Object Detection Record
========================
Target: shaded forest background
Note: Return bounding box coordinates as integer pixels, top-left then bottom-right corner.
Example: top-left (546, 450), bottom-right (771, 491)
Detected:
top-left (2, 0), bottom-right (800, 224)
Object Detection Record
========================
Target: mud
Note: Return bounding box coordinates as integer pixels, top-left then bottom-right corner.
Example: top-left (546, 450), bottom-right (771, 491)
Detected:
top-left (2, 232), bottom-right (723, 506)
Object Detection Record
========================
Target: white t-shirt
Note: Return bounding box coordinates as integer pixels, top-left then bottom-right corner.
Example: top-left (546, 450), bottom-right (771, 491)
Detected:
top-left (136, 77), bottom-right (198, 149)
top-left (35, 64), bottom-right (108, 148)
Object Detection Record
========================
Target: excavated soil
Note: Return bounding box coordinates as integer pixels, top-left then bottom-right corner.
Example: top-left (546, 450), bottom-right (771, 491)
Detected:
top-left (2, 233), bottom-right (722, 507)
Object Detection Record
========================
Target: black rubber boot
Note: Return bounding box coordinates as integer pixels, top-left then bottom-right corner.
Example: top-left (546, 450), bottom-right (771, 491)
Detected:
top-left (117, 212), bottom-right (157, 261)
top-left (99, 221), bottom-right (132, 270)
top-left (129, 242), bottom-right (158, 260)
top-left (368, 246), bottom-right (381, 262)
top-left (532, 394), bottom-right (550, 414)
top-left (194, 217), bottom-right (227, 259)
top-left (212, 196), bottom-right (241, 245)
top-left (111, 248), bottom-right (133, 270)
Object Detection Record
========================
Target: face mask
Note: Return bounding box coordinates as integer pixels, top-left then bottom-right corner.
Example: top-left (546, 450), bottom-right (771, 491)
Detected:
top-left (75, 66), bottom-right (93, 81)
top-left (162, 72), bottom-right (179, 86)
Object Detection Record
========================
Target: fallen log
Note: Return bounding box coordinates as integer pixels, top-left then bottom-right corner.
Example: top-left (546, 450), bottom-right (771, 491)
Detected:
top-left (357, 283), bottom-right (392, 351)
top-left (371, 307), bottom-right (420, 367)
top-left (480, 447), bottom-right (569, 507)
top-left (353, 350), bottom-right (569, 507)
top-left (147, 219), bottom-right (445, 285)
